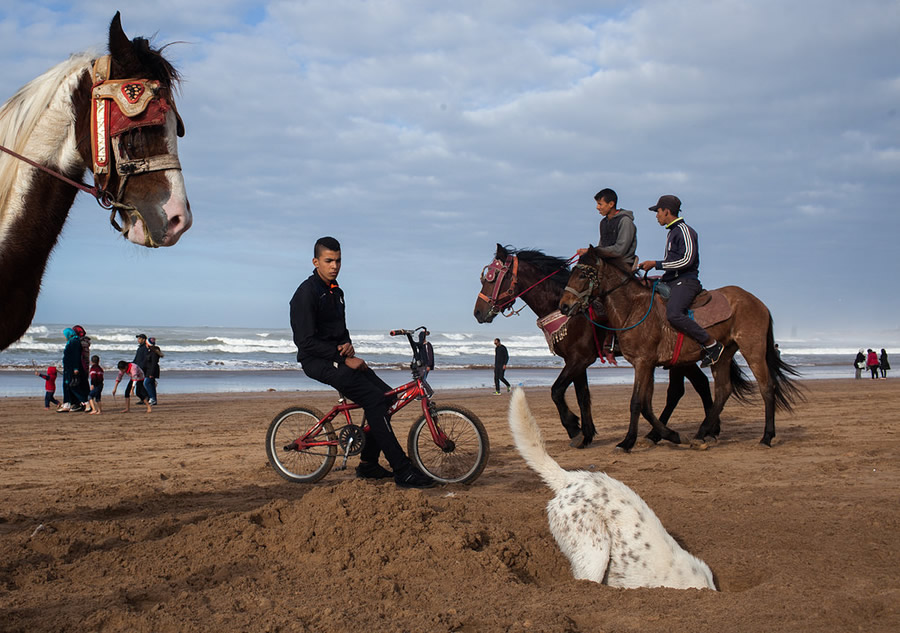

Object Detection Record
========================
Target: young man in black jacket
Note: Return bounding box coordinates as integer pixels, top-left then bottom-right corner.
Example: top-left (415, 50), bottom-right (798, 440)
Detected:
top-left (639, 195), bottom-right (724, 367)
top-left (289, 236), bottom-right (433, 488)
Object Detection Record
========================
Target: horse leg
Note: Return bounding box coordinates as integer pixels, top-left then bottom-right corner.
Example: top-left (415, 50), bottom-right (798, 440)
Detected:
top-left (684, 363), bottom-right (718, 436)
top-left (647, 366), bottom-right (686, 443)
top-left (693, 347), bottom-right (736, 445)
top-left (621, 365), bottom-right (680, 451)
top-left (551, 365), bottom-right (582, 442)
top-left (572, 370), bottom-right (595, 448)
top-left (744, 344), bottom-right (777, 446)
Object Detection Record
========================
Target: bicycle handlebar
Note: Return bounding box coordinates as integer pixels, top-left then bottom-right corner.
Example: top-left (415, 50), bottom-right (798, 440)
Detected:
top-left (390, 327), bottom-right (429, 369)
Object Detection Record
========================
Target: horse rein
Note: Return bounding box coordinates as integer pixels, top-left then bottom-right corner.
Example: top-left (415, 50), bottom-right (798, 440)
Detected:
top-left (0, 56), bottom-right (182, 247)
top-left (567, 260), bottom-right (659, 332)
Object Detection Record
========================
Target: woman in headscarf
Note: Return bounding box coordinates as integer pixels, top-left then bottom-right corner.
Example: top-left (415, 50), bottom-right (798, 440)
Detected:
top-left (60, 327), bottom-right (88, 412)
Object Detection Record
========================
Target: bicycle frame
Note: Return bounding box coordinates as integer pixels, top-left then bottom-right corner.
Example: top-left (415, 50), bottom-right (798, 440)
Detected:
top-left (290, 329), bottom-right (450, 453)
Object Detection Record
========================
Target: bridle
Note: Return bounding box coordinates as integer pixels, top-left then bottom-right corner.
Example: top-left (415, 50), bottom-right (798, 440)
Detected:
top-left (478, 253), bottom-right (579, 319)
top-left (565, 259), bottom-right (659, 332)
top-left (0, 55), bottom-right (183, 247)
top-left (478, 255), bottom-right (520, 319)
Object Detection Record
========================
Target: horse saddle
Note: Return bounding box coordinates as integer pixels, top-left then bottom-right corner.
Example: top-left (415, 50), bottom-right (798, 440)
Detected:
top-left (671, 289), bottom-right (732, 328)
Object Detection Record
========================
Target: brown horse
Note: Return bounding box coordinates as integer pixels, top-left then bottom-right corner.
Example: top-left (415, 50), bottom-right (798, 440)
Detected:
top-left (0, 13), bottom-right (191, 350)
top-left (558, 248), bottom-right (801, 451)
top-left (474, 244), bottom-right (742, 448)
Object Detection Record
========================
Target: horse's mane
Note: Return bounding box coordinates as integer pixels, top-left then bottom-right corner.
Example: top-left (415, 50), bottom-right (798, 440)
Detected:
top-left (504, 247), bottom-right (571, 290)
top-left (0, 34), bottom-right (180, 222)
top-left (0, 53), bottom-right (95, 219)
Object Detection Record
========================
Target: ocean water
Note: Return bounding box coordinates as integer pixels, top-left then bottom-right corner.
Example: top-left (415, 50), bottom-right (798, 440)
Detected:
top-left (0, 323), bottom-right (893, 397)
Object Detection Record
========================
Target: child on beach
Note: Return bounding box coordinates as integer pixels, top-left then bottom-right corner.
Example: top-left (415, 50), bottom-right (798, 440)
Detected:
top-left (112, 361), bottom-right (151, 413)
top-left (88, 356), bottom-right (104, 415)
top-left (36, 366), bottom-right (60, 410)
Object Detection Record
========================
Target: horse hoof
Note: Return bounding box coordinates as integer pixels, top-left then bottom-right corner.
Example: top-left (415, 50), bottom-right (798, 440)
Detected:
top-left (690, 437), bottom-right (709, 451)
top-left (704, 435), bottom-right (719, 445)
top-left (759, 436), bottom-right (776, 447)
top-left (569, 433), bottom-right (585, 448)
top-left (668, 432), bottom-right (682, 445)
top-left (615, 441), bottom-right (634, 453)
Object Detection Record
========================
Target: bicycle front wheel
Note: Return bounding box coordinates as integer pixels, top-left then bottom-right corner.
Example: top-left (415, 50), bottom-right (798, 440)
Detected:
top-left (407, 405), bottom-right (489, 484)
top-left (266, 406), bottom-right (336, 483)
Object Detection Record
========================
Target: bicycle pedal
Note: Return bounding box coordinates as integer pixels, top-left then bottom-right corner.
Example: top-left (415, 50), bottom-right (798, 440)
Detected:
top-left (333, 464), bottom-right (347, 471)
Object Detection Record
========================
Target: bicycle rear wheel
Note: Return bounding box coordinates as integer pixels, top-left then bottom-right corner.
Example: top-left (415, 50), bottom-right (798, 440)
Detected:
top-left (266, 406), bottom-right (336, 483)
top-left (407, 405), bottom-right (489, 484)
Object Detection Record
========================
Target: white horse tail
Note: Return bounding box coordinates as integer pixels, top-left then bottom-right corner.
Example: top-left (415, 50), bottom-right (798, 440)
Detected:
top-left (508, 388), bottom-right (569, 492)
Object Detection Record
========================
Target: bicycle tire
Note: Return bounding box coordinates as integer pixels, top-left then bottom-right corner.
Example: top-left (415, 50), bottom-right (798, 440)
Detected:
top-left (266, 406), bottom-right (336, 483)
top-left (407, 405), bottom-right (489, 484)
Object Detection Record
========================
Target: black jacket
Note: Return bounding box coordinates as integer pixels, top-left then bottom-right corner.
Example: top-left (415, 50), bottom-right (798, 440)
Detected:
top-left (495, 344), bottom-right (509, 367)
top-left (144, 346), bottom-right (163, 379)
top-left (133, 344), bottom-right (149, 370)
top-left (289, 272), bottom-right (351, 367)
top-left (655, 217), bottom-right (700, 282)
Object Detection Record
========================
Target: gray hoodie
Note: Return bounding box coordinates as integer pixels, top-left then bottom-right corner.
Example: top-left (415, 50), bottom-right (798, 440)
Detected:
top-left (595, 209), bottom-right (637, 268)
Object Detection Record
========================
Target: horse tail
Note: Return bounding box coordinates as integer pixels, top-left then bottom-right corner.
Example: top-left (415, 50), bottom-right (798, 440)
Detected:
top-left (765, 315), bottom-right (805, 412)
top-left (508, 388), bottom-right (569, 493)
top-left (728, 358), bottom-right (755, 405)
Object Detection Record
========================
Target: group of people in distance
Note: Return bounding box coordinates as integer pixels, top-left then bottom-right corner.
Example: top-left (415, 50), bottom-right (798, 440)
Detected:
top-left (37, 325), bottom-right (99, 414)
top-left (854, 348), bottom-right (890, 380)
top-left (112, 333), bottom-right (164, 413)
top-left (36, 330), bottom-right (163, 415)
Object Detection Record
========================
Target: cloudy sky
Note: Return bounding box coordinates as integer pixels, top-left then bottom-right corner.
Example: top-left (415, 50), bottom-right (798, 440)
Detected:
top-left (2, 0), bottom-right (898, 340)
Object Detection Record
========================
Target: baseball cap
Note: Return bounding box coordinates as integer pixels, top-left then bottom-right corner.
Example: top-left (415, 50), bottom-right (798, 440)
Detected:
top-left (136, 333), bottom-right (147, 340)
top-left (649, 195), bottom-right (682, 213)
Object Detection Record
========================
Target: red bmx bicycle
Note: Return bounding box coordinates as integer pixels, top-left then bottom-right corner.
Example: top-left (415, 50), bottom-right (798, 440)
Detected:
top-left (266, 327), bottom-right (490, 484)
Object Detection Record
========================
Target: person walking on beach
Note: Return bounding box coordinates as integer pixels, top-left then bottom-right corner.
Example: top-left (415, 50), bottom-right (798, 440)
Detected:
top-left (493, 338), bottom-right (510, 394)
top-left (112, 360), bottom-right (152, 413)
top-left (36, 366), bottom-right (59, 410)
top-left (88, 355), bottom-right (104, 415)
top-left (854, 349), bottom-right (865, 379)
top-left (576, 188), bottom-right (638, 268)
top-left (418, 330), bottom-right (434, 378)
top-left (290, 236), bottom-right (434, 489)
top-left (638, 195), bottom-right (724, 368)
top-left (143, 337), bottom-right (164, 405)
top-left (866, 349), bottom-right (880, 380)
top-left (880, 349), bottom-right (890, 379)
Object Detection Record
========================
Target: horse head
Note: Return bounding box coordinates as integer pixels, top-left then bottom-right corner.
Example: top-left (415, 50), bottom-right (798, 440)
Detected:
top-left (473, 244), bottom-right (518, 323)
top-left (85, 12), bottom-right (192, 247)
top-left (559, 246), bottom-right (603, 316)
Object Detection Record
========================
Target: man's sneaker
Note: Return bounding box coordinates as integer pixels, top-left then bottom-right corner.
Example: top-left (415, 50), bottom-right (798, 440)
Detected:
top-left (493, 391), bottom-right (501, 396)
top-left (394, 464), bottom-right (435, 489)
top-left (355, 462), bottom-right (393, 480)
top-left (700, 341), bottom-right (724, 368)
top-left (70, 403), bottom-right (85, 412)
top-left (506, 386), bottom-right (511, 392)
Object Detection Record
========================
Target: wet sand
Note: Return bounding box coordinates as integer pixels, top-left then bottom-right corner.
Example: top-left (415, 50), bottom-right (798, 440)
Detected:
top-left (1, 379), bottom-right (898, 632)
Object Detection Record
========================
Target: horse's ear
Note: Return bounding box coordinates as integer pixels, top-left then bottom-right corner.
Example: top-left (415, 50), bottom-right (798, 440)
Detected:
top-left (108, 12), bottom-right (134, 62)
top-left (496, 243), bottom-right (507, 258)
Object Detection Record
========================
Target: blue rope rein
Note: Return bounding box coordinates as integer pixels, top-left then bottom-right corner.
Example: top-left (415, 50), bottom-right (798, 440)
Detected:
top-left (584, 278), bottom-right (659, 332)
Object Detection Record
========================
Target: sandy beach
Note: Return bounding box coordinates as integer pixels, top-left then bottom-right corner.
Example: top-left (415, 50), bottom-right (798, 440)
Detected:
top-left (1, 378), bottom-right (898, 632)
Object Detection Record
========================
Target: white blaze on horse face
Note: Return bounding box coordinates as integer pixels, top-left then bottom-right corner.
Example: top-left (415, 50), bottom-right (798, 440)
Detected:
top-left (122, 107), bottom-right (191, 247)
